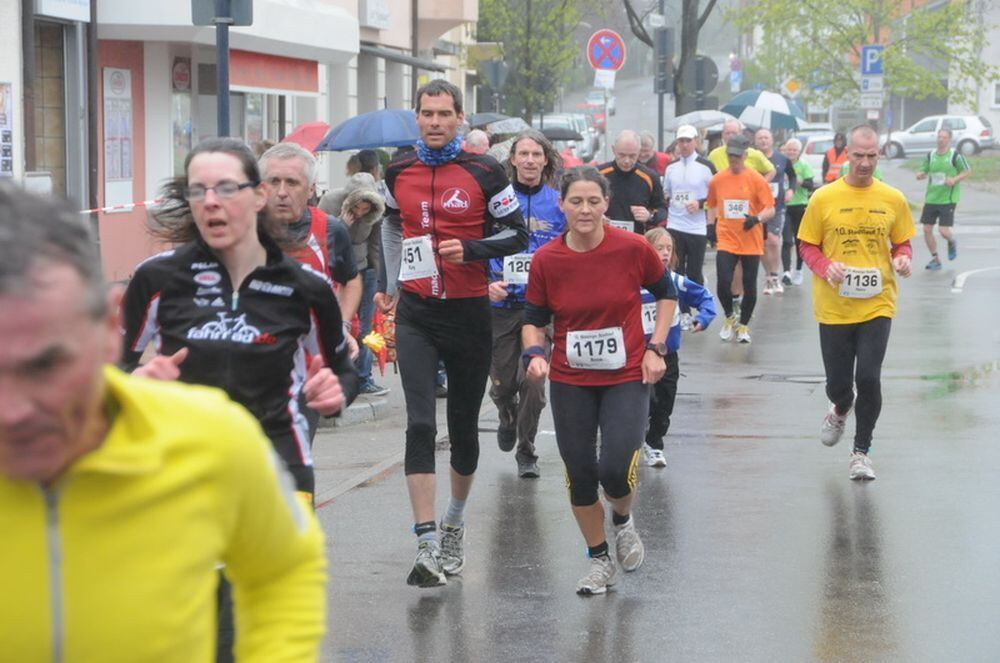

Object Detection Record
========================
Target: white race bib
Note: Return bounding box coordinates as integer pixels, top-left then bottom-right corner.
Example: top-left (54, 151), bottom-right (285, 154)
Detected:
top-left (399, 235), bottom-right (438, 281)
top-left (566, 326), bottom-right (626, 370)
top-left (930, 172), bottom-right (947, 186)
top-left (839, 267), bottom-right (882, 299)
top-left (608, 219), bottom-right (635, 233)
top-left (502, 253), bottom-right (532, 285)
top-left (641, 301), bottom-right (656, 335)
top-left (672, 191), bottom-right (694, 207)
top-left (723, 199), bottom-right (750, 219)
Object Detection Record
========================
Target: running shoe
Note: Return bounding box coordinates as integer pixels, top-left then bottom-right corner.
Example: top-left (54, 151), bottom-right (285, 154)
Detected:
top-left (782, 271), bottom-right (793, 286)
top-left (359, 382), bottom-right (390, 397)
top-left (719, 315), bottom-right (736, 341)
top-left (792, 270), bottom-right (804, 286)
top-left (643, 444), bottom-right (667, 468)
top-left (762, 277), bottom-right (775, 295)
top-left (439, 523), bottom-right (465, 576)
top-left (406, 541), bottom-right (447, 587)
top-left (576, 554), bottom-right (618, 595)
top-left (497, 425), bottom-right (516, 452)
top-left (947, 238), bottom-right (957, 261)
top-left (614, 517), bottom-right (645, 572)
top-left (772, 278), bottom-right (784, 294)
top-left (925, 258), bottom-right (942, 271)
top-left (820, 403), bottom-right (850, 447)
top-left (849, 451), bottom-right (876, 481)
top-left (517, 460), bottom-right (540, 478)
top-left (680, 312), bottom-right (694, 331)
top-left (736, 324), bottom-right (752, 344)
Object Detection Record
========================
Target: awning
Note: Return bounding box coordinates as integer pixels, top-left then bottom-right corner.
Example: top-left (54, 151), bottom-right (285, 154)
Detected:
top-left (359, 44), bottom-right (449, 73)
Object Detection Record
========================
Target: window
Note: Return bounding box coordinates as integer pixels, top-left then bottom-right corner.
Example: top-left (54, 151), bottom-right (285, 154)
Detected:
top-left (911, 119), bottom-right (938, 133)
top-left (942, 118), bottom-right (966, 131)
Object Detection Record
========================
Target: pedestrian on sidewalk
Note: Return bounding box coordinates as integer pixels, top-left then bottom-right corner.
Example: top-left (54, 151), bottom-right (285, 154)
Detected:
top-left (916, 128), bottom-right (971, 270)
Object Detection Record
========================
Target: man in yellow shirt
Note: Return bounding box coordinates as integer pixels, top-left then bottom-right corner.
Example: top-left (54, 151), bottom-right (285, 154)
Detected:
top-left (708, 119), bottom-right (776, 181)
top-left (0, 185), bottom-right (326, 662)
top-left (797, 125), bottom-right (915, 481)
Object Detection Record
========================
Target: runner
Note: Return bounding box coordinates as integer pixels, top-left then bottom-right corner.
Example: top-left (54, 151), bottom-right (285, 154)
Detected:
top-left (706, 135), bottom-right (776, 344)
top-left (797, 125), bottom-right (915, 481)
top-left (779, 138), bottom-right (815, 286)
top-left (598, 130), bottom-right (669, 233)
top-left (916, 127), bottom-right (971, 270)
top-left (639, 130), bottom-right (672, 177)
top-left (0, 184), bottom-right (327, 661)
top-left (661, 124), bottom-right (715, 330)
top-left (375, 79), bottom-right (528, 588)
top-left (754, 128), bottom-right (798, 295)
top-left (488, 129), bottom-right (566, 478)
top-left (523, 166), bottom-right (677, 595)
top-left (640, 228), bottom-right (717, 467)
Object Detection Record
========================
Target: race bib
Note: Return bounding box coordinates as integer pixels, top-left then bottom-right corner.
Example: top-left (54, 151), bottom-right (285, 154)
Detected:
top-left (399, 235), bottom-right (438, 281)
top-left (566, 326), bottom-right (626, 370)
top-left (723, 199), bottom-right (750, 219)
top-left (672, 191), bottom-right (694, 206)
top-left (930, 172), bottom-right (947, 186)
top-left (769, 182), bottom-right (779, 198)
top-left (502, 253), bottom-right (532, 285)
top-left (641, 301), bottom-right (656, 335)
top-left (839, 267), bottom-right (882, 299)
top-left (608, 219), bottom-right (635, 233)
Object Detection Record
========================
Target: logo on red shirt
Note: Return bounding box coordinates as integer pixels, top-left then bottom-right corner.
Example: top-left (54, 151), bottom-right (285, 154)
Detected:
top-left (441, 188), bottom-right (471, 212)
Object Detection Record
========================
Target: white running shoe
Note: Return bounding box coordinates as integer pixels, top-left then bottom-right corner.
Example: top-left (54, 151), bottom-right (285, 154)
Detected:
top-left (781, 271), bottom-right (793, 286)
top-left (736, 324), bottom-right (752, 344)
top-left (849, 451), bottom-right (876, 481)
top-left (820, 403), bottom-right (850, 447)
top-left (762, 277), bottom-right (775, 295)
top-left (439, 523), bottom-right (465, 576)
top-left (680, 312), bottom-right (694, 331)
top-left (719, 314), bottom-right (736, 341)
top-left (614, 517), bottom-right (645, 572)
top-left (576, 554), bottom-right (618, 595)
top-left (643, 444), bottom-right (667, 467)
top-left (772, 278), bottom-right (784, 294)
top-left (406, 541), bottom-right (447, 588)
top-left (792, 270), bottom-right (804, 286)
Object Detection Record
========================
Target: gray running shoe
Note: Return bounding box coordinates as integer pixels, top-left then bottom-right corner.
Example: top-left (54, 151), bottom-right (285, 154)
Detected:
top-left (517, 460), bottom-right (540, 478)
top-left (821, 403), bottom-right (850, 447)
top-left (849, 451), bottom-right (876, 481)
top-left (406, 540), bottom-right (447, 587)
top-left (576, 555), bottom-right (618, 595)
top-left (439, 523), bottom-right (466, 575)
top-left (614, 517), bottom-right (645, 572)
top-left (497, 425), bottom-right (516, 452)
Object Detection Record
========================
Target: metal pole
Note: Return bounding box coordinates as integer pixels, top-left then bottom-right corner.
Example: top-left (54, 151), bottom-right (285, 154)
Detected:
top-left (87, 0), bottom-right (99, 252)
top-left (410, 0), bottom-right (419, 104)
top-left (21, 0), bottom-right (36, 170)
top-left (214, 0), bottom-right (233, 137)
top-left (657, 0), bottom-right (665, 151)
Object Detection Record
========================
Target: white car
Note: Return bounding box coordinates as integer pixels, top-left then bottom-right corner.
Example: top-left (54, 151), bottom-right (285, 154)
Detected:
top-left (801, 133), bottom-right (837, 180)
top-left (880, 115), bottom-right (994, 158)
top-left (585, 90), bottom-right (616, 116)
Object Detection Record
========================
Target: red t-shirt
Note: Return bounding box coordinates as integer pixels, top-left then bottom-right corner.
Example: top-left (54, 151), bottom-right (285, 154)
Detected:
top-left (526, 225), bottom-right (665, 386)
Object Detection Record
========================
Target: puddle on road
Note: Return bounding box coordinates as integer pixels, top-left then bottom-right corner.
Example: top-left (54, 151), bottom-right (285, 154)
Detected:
top-left (919, 359), bottom-right (1000, 397)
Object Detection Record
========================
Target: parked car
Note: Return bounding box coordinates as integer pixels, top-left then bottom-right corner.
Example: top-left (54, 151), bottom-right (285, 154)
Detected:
top-left (566, 112), bottom-right (600, 160)
top-left (585, 89), bottom-right (616, 115)
top-left (801, 133), bottom-right (837, 179)
top-left (531, 114), bottom-right (594, 162)
top-left (880, 115), bottom-right (994, 159)
top-left (795, 121), bottom-right (833, 140)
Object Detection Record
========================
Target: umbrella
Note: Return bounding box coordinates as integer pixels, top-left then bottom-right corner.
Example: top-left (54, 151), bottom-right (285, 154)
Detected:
top-left (721, 90), bottom-right (804, 131)
top-left (281, 121), bottom-right (331, 153)
top-left (486, 117), bottom-right (530, 135)
top-left (316, 109), bottom-right (419, 151)
top-left (541, 126), bottom-right (584, 142)
top-left (667, 110), bottom-right (737, 131)
top-left (468, 112), bottom-right (510, 128)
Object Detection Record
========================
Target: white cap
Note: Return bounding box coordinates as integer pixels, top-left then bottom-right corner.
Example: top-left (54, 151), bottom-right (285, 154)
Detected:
top-left (676, 124), bottom-right (698, 140)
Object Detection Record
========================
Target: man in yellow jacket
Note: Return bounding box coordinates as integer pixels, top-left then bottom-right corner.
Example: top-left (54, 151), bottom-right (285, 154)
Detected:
top-left (0, 185), bottom-right (326, 662)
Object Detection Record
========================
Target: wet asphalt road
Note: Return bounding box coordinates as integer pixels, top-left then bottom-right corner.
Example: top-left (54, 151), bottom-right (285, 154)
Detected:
top-left (313, 161), bottom-right (1000, 660)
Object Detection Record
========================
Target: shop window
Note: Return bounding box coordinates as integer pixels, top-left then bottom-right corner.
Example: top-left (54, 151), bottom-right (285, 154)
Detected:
top-left (34, 22), bottom-right (66, 194)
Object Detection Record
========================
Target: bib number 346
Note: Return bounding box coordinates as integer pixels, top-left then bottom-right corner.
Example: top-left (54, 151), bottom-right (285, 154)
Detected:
top-left (566, 327), bottom-right (626, 370)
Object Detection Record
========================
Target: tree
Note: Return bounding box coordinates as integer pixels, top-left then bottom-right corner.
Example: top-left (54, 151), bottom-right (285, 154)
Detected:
top-left (623, 0), bottom-right (720, 114)
top-left (478, 0), bottom-right (608, 118)
top-left (726, 0), bottom-right (997, 108)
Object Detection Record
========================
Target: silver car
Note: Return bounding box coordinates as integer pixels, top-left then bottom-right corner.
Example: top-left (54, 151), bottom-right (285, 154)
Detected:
top-left (880, 114), bottom-right (994, 158)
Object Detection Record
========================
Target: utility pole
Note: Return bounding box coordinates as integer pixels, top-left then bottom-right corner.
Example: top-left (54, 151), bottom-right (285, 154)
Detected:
top-left (214, 0), bottom-right (233, 136)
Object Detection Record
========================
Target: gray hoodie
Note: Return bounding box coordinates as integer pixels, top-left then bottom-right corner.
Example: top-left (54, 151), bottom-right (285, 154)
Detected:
top-left (318, 173), bottom-right (386, 272)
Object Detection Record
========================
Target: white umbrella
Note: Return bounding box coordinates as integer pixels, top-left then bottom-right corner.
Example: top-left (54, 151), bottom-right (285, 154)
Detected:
top-left (667, 110), bottom-right (737, 130)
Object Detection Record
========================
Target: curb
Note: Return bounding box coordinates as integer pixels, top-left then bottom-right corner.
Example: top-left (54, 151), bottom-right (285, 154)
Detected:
top-left (319, 397), bottom-right (390, 428)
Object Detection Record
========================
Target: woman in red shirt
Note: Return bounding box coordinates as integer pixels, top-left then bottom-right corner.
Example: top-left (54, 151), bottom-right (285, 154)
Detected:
top-left (522, 166), bottom-right (677, 595)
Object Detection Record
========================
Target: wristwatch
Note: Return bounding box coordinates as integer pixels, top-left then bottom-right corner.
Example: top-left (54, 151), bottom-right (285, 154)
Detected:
top-left (645, 342), bottom-right (667, 357)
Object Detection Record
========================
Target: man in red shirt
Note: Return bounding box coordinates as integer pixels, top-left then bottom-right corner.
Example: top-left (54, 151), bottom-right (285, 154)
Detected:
top-left (639, 130), bottom-right (671, 177)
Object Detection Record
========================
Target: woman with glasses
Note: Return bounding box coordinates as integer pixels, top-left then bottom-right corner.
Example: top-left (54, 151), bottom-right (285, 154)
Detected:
top-left (121, 137), bottom-right (359, 498)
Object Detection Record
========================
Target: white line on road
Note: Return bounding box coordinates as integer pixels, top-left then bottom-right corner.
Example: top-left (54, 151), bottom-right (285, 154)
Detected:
top-left (952, 266), bottom-right (1000, 293)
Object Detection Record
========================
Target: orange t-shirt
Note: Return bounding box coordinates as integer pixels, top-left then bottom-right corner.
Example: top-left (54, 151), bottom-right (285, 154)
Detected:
top-left (706, 168), bottom-right (775, 255)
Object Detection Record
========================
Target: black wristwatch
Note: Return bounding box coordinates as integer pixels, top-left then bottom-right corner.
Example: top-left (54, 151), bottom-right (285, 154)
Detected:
top-left (645, 342), bottom-right (668, 357)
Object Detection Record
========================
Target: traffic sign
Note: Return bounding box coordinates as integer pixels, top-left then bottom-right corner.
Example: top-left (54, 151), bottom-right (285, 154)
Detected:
top-left (861, 45), bottom-right (884, 76)
top-left (861, 75), bottom-right (883, 92)
top-left (866, 109), bottom-right (880, 120)
top-left (594, 69), bottom-right (616, 89)
top-left (587, 30), bottom-right (627, 71)
top-left (860, 92), bottom-right (883, 109)
top-left (781, 77), bottom-right (802, 97)
top-left (679, 55), bottom-right (718, 94)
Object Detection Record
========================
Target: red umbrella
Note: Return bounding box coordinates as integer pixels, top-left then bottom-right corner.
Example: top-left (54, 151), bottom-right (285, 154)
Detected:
top-left (281, 121), bottom-right (331, 153)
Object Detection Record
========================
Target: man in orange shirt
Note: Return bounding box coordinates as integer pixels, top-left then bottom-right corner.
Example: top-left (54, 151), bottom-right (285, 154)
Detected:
top-left (706, 135), bottom-right (775, 344)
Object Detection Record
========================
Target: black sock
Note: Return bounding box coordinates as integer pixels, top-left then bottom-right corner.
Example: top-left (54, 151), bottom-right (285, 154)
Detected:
top-left (413, 521), bottom-right (436, 538)
top-left (588, 542), bottom-right (610, 559)
top-left (611, 511), bottom-right (630, 526)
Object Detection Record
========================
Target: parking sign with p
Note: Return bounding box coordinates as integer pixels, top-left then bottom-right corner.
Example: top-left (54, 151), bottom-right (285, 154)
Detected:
top-left (861, 45), bottom-right (884, 76)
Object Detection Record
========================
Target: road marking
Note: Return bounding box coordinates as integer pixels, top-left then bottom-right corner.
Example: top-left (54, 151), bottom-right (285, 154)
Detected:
top-left (952, 266), bottom-right (1000, 293)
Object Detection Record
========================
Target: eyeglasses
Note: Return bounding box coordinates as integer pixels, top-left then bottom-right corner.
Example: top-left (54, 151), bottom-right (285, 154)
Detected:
top-left (183, 181), bottom-right (256, 202)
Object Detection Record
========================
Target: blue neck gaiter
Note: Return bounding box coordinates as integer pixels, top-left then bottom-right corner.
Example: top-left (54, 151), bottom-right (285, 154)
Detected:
top-left (416, 136), bottom-right (463, 166)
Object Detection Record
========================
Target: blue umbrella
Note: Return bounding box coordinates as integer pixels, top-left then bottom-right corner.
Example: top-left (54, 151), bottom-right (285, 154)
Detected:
top-left (316, 109), bottom-right (419, 151)
top-left (721, 90), bottom-right (804, 130)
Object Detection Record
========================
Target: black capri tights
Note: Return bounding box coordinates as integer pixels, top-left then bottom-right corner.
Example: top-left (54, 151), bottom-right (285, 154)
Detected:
top-left (550, 380), bottom-right (650, 506)
top-left (716, 251), bottom-right (761, 325)
top-left (396, 291), bottom-right (493, 476)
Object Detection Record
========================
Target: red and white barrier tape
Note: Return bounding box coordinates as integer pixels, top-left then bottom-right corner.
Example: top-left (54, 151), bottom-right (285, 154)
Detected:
top-left (79, 199), bottom-right (162, 215)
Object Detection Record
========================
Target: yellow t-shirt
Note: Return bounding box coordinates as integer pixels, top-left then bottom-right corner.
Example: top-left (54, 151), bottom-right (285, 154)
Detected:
top-left (798, 178), bottom-right (916, 324)
top-left (708, 146), bottom-right (775, 176)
